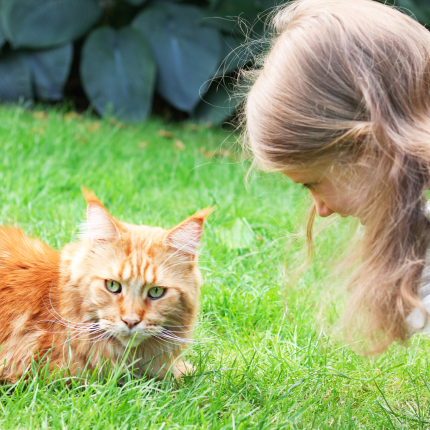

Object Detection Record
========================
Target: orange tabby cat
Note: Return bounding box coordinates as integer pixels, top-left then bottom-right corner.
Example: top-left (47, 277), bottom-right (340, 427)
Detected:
top-left (0, 189), bottom-right (212, 382)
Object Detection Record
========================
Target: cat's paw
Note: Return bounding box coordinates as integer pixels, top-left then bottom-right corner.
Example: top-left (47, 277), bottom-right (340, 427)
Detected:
top-left (173, 361), bottom-right (195, 378)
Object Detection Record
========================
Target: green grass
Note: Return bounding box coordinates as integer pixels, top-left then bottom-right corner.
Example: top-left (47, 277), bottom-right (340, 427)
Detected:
top-left (1, 105), bottom-right (430, 429)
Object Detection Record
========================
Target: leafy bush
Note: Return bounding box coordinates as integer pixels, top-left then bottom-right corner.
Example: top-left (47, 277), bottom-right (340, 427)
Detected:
top-left (0, 0), bottom-right (279, 125)
top-left (0, 0), bottom-right (428, 125)
top-left (386, 0), bottom-right (430, 24)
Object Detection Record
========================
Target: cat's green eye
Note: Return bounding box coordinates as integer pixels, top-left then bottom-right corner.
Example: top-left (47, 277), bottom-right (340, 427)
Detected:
top-left (148, 287), bottom-right (165, 299)
top-left (106, 280), bottom-right (122, 294)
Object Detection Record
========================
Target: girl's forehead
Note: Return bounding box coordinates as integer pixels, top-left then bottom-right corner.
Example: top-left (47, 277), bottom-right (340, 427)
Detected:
top-left (281, 168), bottom-right (324, 184)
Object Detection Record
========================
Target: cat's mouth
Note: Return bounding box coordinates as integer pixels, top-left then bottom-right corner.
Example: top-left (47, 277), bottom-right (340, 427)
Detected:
top-left (96, 319), bottom-right (163, 346)
top-left (107, 329), bottom-right (159, 347)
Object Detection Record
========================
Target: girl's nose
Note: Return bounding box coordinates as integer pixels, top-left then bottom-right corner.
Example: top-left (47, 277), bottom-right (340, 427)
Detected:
top-left (311, 193), bottom-right (334, 217)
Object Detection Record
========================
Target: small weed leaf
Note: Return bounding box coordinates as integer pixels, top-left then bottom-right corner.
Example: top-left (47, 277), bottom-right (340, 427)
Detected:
top-left (286, 379), bottom-right (305, 395)
top-left (217, 218), bottom-right (256, 249)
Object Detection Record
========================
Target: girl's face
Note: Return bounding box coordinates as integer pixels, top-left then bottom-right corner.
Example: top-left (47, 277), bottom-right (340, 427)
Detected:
top-left (282, 165), bottom-right (367, 218)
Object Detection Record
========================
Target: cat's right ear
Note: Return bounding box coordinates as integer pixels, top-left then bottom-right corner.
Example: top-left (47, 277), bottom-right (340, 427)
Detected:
top-left (163, 207), bottom-right (215, 257)
top-left (81, 187), bottom-right (120, 244)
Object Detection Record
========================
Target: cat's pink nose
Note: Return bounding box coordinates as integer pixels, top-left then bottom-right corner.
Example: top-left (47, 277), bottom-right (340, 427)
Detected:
top-left (121, 316), bottom-right (141, 329)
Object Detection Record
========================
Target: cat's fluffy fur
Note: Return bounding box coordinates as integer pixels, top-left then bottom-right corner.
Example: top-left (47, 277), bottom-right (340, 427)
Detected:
top-left (0, 189), bottom-right (212, 382)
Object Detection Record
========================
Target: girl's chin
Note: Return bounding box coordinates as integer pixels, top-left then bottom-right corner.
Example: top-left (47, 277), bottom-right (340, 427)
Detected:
top-left (336, 211), bottom-right (366, 225)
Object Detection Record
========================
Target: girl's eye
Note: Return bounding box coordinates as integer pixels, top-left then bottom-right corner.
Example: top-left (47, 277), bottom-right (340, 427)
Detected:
top-left (105, 280), bottom-right (122, 294)
top-left (148, 287), bottom-right (166, 300)
top-left (303, 183), bottom-right (316, 190)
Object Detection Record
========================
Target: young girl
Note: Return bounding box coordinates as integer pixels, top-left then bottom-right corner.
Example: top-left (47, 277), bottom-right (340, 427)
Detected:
top-left (243, 0), bottom-right (430, 352)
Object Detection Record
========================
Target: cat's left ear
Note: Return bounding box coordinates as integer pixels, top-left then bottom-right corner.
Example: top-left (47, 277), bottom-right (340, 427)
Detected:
top-left (81, 187), bottom-right (120, 244)
top-left (164, 207), bottom-right (215, 257)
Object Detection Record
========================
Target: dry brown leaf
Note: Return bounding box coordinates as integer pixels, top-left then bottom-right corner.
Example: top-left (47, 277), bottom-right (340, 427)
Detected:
top-left (32, 111), bottom-right (48, 119)
top-left (85, 122), bottom-right (100, 132)
top-left (215, 149), bottom-right (231, 157)
top-left (174, 140), bottom-right (186, 150)
top-left (108, 117), bottom-right (126, 128)
top-left (75, 134), bottom-right (89, 143)
top-left (31, 127), bottom-right (45, 135)
top-left (158, 129), bottom-right (174, 138)
top-left (199, 147), bottom-right (237, 160)
top-left (199, 148), bottom-right (212, 158)
top-left (184, 124), bottom-right (199, 131)
top-left (139, 141), bottom-right (148, 148)
top-left (65, 112), bottom-right (84, 121)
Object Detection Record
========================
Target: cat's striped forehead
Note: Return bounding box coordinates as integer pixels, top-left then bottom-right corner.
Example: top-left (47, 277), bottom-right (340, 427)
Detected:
top-left (117, 254), bottom-right (157, 284)
top-left (114, 225), bottom-right (165, 284)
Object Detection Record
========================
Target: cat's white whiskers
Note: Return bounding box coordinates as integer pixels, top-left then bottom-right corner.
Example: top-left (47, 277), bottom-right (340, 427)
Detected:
top-left (164, 323), bottom-right (203, 328)
top-left (156, 330), bottom-right (193, 346)
top-left (43, 321), bottom-right (102, 336)
top-left (39, 318), bottom-right (100, 330)
top-left (44, 289), bottom-right (99, 330)
top-left (162, 327), bottom-right (195, 333)
top-left (88, 333), bottom-right (112, 343)
top-left (157, 337), bottom-right (192, 346)
top-left (162, 327), bottom-right (214, 344)
top-left (46, 333), bottom-right (89, 352)
top-left (36, 323), bottom-right (101, 337)
top-left (151, 337), bottom-right (177, 354)
top-left (47, 327), bottom-right (113, 353)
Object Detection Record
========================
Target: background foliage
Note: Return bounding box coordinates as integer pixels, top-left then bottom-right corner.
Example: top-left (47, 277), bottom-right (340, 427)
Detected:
top-left (0, 0), bottom-right (428, 125)
top-left (0, 0), bottom-right (280, 125)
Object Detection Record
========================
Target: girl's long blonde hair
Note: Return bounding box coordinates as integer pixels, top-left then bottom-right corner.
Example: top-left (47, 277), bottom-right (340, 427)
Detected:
top-left (243, 0), bottom-right (430, 353)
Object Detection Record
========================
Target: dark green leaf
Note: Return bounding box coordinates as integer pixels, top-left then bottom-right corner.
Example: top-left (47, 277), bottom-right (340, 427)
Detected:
top-left (385, 0), bottom-right (429, 24)
top-left (0, 52), bottom-right (32, 101)
top-left (407, 0), bottom-right (430, 23)
top-left (414, 0), bottom-right (430, 11)
top-left (0, 21), bottom-right (6, 52)
top-left (204, 0), bottom-right (263, 33)
top-left (23, 44), bottom-right (73, 101)
top-left (216, 35), bottom-right (253, 77)
top-left (192, 80), bottom-right (239, 126)
top-left (1, 0), bottom-right (102, 49)
top-left (80, 26), bottom-right (156, 122)
top-left (258, 0), bottom-right (288, 11)
top-left (123, 0), bottom-right (147, 5)
top-left (133, 1), bottom-right (222, 113)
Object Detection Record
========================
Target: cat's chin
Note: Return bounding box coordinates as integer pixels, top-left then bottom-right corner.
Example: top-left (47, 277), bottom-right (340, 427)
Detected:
top-left (115, 335), bottom-right (150, 347)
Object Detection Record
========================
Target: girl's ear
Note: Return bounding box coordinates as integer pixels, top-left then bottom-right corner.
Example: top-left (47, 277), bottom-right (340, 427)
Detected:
top-left (164, 207), bottom-right (215, 257)
top-left (81, 187), bottom-right (120, 244)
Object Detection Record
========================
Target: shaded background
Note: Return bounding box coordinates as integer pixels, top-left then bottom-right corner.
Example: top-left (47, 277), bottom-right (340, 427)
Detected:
top-left (0, 0), bottom-right (427, 127)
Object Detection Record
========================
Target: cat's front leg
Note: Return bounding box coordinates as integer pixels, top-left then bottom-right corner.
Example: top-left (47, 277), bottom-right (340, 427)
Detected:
top-left (172, 360), bottom-right (195, 379)
top-left (154, 360), bottom-right (195, 380)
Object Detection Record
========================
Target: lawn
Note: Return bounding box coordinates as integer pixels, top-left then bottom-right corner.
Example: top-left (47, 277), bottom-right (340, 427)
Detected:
top-left (0, 105), bottom-right (429, 429)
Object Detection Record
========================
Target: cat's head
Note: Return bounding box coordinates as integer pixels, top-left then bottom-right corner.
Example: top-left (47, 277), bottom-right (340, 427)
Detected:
top-left (61, 189), bottom-right (213, 348)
